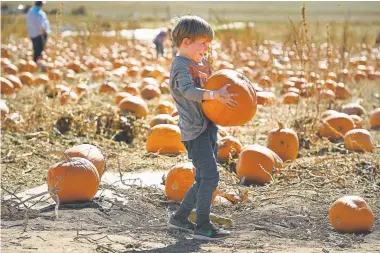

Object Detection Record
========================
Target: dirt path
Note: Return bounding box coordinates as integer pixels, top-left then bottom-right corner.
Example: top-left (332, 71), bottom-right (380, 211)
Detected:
top-left (1, 184), bottom-right (379, 253)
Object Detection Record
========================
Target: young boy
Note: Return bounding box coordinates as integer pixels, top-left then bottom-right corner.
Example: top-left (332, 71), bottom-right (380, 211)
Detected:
top-left (167, 15), bottom-right (238, 241)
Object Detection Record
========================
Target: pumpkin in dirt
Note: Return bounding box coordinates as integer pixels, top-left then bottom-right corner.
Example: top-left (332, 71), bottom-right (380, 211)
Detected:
top-left (236, 144), bottom-right (283, 185)
top-left (99, 81), bottom-right (118, 93)
top-left (114, 92), bottom-right (133, 105)
top-left (165, 162), bottom-right (196, 201)
top-left (267, 126), bottom-right (299, 162)
top-left (329, 196), bottom-right (374, 233)
top-left (341, 103), bottom-right (366, 116)
top-left (118, 95), bottom-right (148, 119)
top-left (256, 91), bottom-right (276, 106)
top-left (146, 124), bottom-right (186, 154)
top-left (165, 162), bottom-right (218, 201)
top-left (319, 113), bottom-right (355, 141)
top-left (123, 83), bottom-right (140, 96)
top-left (18, 72), bottom-right (34, 85)
top-left (344, 129), bottom-right (374, 152)
top-left (282, 92), bottom-right (299, 104)
top-left (34, 74), bottom-right (50, 86)
top-left (218, 136), bottom-right (243, 161)
top-left (1, 77), bottom-right (14, 94)
top-left (149, 114), bottom-right (176, 128)
top-left (155, 101), bottom-right (176, 115)
top-left (141, 84), bottom-right (161, 100)
top-left (64, 144), bottom-right (106, 176)
top-left (369, 108), bottom-right (380, 129)
top-left (201, 69), bottom-right (257, 126)
top-left (6, 75), bottom-right (23, 90)
top-left (46, 157), bottom-right (100, 204)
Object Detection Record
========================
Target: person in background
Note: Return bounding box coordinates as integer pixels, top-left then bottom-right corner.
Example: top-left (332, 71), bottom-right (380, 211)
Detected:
top-left (26, 1), bottom-right (50, 65)
top-left (153, 28), bottom-right (171, 58)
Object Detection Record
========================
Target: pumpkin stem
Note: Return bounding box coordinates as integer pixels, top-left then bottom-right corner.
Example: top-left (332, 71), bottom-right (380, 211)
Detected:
top-left (277, 121), bottom-right (285, 129)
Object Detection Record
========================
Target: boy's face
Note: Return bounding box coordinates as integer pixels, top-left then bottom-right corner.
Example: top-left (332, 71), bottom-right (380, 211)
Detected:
top-left (182, 37), bottom-right (211, 63)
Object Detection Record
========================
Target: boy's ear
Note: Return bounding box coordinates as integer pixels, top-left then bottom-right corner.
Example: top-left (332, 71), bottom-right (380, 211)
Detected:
top-left (182, 38), bottom-right (191, 47)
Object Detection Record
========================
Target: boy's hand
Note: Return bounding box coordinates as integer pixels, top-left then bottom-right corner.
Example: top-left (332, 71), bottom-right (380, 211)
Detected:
top-left (215, 84), bottom-right (239, 109)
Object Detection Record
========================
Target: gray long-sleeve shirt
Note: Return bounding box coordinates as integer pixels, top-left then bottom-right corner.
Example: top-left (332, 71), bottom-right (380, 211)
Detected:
top-left (169, 56), bottom-right (214, 141)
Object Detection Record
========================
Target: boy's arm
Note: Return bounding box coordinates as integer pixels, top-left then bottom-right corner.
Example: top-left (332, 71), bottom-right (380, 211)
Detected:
top-left (175, 68), bottom-right (205, 103)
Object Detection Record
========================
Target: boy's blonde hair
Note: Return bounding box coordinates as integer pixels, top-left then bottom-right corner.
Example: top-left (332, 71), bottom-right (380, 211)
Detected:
top-left (171, 15), bottom-right (214, 48)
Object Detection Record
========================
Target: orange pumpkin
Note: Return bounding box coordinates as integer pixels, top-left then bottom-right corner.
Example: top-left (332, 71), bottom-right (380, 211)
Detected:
top-left (146, 124), bottom-right (186, 154)
top-left (341, 103), bottom-right (366, 116)
top-left (335, 83), bottom-right (351, 100)
top-left (118, 95), bottom-right (148, 119)
top-left (369, 108), bottom-right (380, 129)
top-left (18, 72), bottom-right (34, 85)
top-left (165, 162), bottom-right (196, 201)
top-left (267, 126), bottom-right (299, 162)
top-left (155, 101), bottom-right (176, 115)
top-left (256, 91), bottom-right (276, 106)
top-left (1, 77), bottom-right (14, 94)
top-left (6, 75), bottom-right (23, 90)
top-left (114, 92), bottom-right (133, 105)
top-left (165, 162), bottom-right (218, 202)
top-left (319, 113), bottom-right (355, 141)
top-left (329, 196), bottom-right (374, 233)
top-left (48, 69), bottom-right (63, 82)
top-left (46, 157), bottom-right (100, 204)
top-left (3, 63), bottom-right (18, 75)
top-left (64, 144), bottom-right (106, 176)
top-left (34, 74), bottom-right (50, 86)
top-left (149, 114), bottom-right (176, 128)
top-left (217, 136), bottom-right (243, 161)
top-left (258, 76), bottom-right (272, 87)
top-left (236, 144), bottom-right (283, 185)
top-left (123, 83), bottom-right (140, 96)
top-left (141, 84), bottom-right (161, 100)
top-left (344, 129), bottom-right (374, 152)
top-left (282, 92), bottom-right (299, 104)
top-left (99, 81), bottom-right (118, 93)
top-left (201, 69), bottom-right (257, 126)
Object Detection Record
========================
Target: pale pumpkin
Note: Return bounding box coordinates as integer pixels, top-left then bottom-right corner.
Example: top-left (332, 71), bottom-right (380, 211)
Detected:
top-left (329, 196), bottom-right (374, 233)
top-left (341, 103), bottom-right (366, 116)
top-left (344, 129), bottom-right (374, 152)
top-left (146, 124), bottom-right (186, 154)
top-left (236, 144), bottom-right (283, 185)
top-left (46, 157), bottom-right (100, 204)
top-left (201, 69), bottom-right (257, 126)
top-left (65, 144), bottom-right (106, 176)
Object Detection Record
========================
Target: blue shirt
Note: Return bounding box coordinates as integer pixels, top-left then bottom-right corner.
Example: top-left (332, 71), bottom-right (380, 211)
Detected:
top-left (26, 6), bottom-right (51, 38)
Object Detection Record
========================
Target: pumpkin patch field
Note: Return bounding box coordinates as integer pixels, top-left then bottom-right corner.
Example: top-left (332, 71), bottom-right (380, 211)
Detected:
top-left (1, 2), bottom-right (380, 253)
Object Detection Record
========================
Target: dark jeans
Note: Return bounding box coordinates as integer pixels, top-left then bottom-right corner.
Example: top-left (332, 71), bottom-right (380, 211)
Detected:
top-left (154, 41), bottom-right (164, 58)
top-left (31, 34), bottom-right (48, 63)
top-left (175, 122), bottom-right (219, 226)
